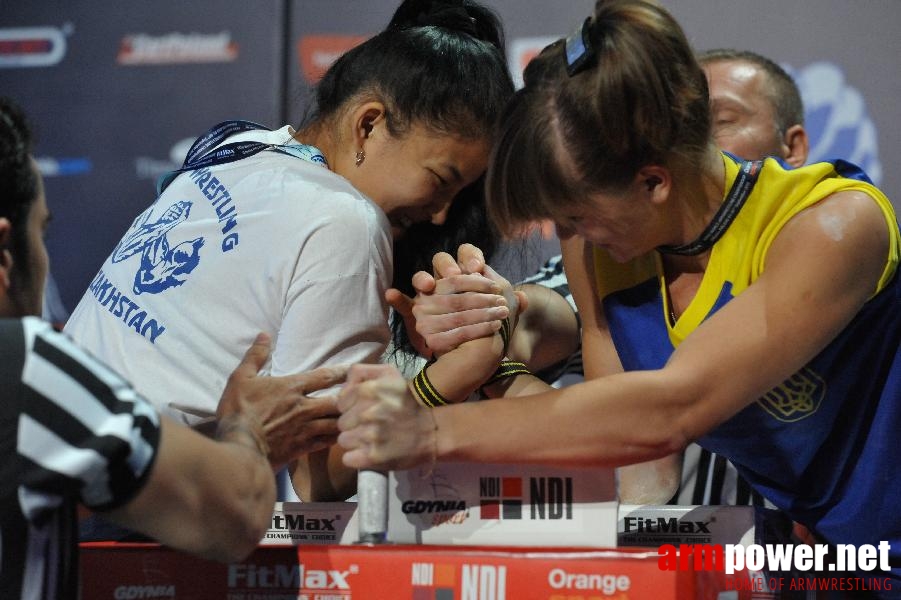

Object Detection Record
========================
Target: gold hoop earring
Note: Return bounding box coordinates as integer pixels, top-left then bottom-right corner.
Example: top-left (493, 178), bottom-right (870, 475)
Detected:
top-left (355, 149), bottom-right (365, 167)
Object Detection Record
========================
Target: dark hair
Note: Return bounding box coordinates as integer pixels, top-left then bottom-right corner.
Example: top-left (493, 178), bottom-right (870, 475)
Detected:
top-left (311, 0), bottom-right (513, 359)
top-left (0, 97), bottom-right (38, 286)
top-left (697, 48), bottom-right (804, 134)
top-left (389, 174), bottom-right (500, 359)
top-left (487, 0), bottom-right (711, 234)
top-left (307, 0), bottom-right (514, 141)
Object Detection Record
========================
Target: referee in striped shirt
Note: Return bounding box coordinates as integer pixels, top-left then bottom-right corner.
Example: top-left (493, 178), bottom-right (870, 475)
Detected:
top-left (0, 98), bottom-right (343, 599)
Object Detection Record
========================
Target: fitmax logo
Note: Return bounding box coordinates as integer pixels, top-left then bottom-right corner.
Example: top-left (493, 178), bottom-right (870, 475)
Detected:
top-left (228, 564), bottom-right (357, 590)
top-left (479, 477), bottom-right (572, 520)
top-left (623, 516), bottom-right (712, 534)
top-left (270, 513), bottom-right (339, 532)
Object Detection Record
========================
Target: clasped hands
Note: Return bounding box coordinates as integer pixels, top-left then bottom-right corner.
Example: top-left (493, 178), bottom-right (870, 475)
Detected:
top-left (337, 243), bottom-right (527, 471)
top-left (215, 244), bottom-right (523, 473)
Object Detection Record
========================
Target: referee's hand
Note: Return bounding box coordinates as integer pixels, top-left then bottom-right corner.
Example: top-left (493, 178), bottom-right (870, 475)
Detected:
top-left (217, 333), bottom-right (346, 469)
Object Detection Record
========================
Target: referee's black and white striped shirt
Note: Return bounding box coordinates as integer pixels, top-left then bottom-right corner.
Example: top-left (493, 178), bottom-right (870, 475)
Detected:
top-left (520, 255), bottom-right (771, 508)
top-left (519, 255), bottom-right (584, 385)
top-left (1, 317), bottom-right (161, 600)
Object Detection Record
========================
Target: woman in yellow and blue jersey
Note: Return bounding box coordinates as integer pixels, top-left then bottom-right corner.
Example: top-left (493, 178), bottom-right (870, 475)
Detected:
top-left (333, 0), bottom-right (901, 592)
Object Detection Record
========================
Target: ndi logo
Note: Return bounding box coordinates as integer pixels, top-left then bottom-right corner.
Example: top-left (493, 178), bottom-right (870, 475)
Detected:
top-left (411, 562), bottom-right (456, 598)
top-left (462, 565), bottom-right (507, 600)
top-left (411, 563), bottom-right (507, 600)
top-left (479, 477), bottom-right (573, 520)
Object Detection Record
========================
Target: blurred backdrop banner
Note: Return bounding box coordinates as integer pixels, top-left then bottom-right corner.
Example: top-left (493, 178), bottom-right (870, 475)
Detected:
top-left (1, 0), bottom-right (896, 315)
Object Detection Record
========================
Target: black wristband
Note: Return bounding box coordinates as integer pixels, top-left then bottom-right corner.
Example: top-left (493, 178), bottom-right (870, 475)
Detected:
top-left (412, 362), bottom-right (450, 407)
top-left (484, 359), bottom-right (532, 387)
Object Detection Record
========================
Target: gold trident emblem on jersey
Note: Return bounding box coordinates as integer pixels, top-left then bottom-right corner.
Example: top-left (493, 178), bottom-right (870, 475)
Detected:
top-left (756, 367), bottom-right (826, 422)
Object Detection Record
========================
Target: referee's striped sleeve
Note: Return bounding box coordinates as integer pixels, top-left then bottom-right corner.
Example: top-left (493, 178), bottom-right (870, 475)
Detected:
top-left (519, 255), bottom-right (584, 383)
top-left (16, 317), bottom-right (161, 514)
top-left (519, 254), bottom-right (578, 312)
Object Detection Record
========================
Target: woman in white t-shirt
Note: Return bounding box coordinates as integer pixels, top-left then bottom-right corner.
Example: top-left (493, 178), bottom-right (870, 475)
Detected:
top-left (64, 0), bottom-right (515, 503)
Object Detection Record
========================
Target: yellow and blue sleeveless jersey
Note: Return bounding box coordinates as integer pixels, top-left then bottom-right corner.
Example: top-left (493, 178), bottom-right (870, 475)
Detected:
top-left (595, 153), bottom-right (900, 578)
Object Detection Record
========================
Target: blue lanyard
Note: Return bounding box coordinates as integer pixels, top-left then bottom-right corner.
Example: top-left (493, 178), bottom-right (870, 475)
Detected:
top-left (156, 119), bottom-right (327, 196)
top-left (657, 158), bottom-right (763, 256)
